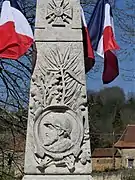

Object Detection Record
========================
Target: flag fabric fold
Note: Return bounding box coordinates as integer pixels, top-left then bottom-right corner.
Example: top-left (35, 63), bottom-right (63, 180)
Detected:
top-left (81, 7), bottom-right (95, 73)
top-left (0, 0), bottom-right (34, 60)
top-left (87, 0), bottom-right (120, 84)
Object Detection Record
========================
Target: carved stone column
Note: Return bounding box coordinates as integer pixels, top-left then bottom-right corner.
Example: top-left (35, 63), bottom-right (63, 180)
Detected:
top-left (22, 0), bottom-right (92, 179)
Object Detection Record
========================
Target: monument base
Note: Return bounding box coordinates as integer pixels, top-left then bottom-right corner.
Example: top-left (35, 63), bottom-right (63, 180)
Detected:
top-left (22, 175), bottom-right (93, 180)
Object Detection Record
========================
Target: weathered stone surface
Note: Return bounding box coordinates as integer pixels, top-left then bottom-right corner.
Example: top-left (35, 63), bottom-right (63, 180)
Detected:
top-left (23, 0), bottom-right (92, 177)
top-left (23, 175), bottom-right (93, 180)
top-left (35, 0), bottom-right (81, 29)
top-left (34, 28), bottom-right (82, 41)
top-left (24, 42), bottom-right (91, 174)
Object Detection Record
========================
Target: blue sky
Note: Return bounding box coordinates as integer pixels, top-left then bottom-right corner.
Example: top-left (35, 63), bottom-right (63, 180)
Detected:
top-left (0, 0), bottom-right (134, 109)
top-left (85, 0), bottom-right (135, 95)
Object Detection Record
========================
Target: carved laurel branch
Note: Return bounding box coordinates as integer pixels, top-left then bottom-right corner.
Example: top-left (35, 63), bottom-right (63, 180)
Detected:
top-left (33, 44), bottom-right (84, 109)
top-left (30, 44), bottom-right (87, 123)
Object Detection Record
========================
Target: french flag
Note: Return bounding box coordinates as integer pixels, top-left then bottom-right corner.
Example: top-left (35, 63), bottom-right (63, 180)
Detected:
top-left (88, 0), bottom-right (120, 84)
top-left (81, 7), bottom-right (95, 73)
top-left (0, 0), bottom-right (34, 60)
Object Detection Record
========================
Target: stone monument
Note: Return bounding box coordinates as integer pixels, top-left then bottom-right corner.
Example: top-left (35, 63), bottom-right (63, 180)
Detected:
top-left (23, 0), bottom-right (92, 179)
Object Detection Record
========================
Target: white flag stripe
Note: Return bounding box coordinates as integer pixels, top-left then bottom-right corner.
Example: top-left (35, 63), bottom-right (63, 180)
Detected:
top-left (97, 36), bottom-right (104, 58)
top-left (12, 7), bottom-right (33, 39)
top-left (0, 1), bottom-right (33, 39)
top-left (0, 1), bottom-right (13, 25)
top-left (96, 3), bottom-right (114, 58)
top-left (80, 6), bottom-right (87, 27)
top-left (104, 3), bottom-right (112, 27)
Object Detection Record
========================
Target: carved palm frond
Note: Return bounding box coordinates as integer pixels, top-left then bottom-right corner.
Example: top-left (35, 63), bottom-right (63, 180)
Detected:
top-left (37, 44), bottom-right (84, 107)
top-left (43, 53), bottom-right (60, 72)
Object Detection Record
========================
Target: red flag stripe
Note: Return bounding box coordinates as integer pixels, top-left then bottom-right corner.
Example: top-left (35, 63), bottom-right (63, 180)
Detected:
top-left (0, 21), bottom-right (33, 59)
top-left (81, 7), bottom-right (95, 72)
top-left (0, 1), bottom-right (33, 59)
top-left (82, 26), bottom-right (95, 60)
top-left (102, 3), bottom-right (119, 84)
top-left (103, 50), bottom-right (119, 84)
top-left (103, 26), bottom-right (120, 52)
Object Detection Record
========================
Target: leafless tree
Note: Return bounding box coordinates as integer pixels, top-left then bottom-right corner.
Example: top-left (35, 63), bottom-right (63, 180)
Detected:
top-left (0, 0), bottom-right (134, 178)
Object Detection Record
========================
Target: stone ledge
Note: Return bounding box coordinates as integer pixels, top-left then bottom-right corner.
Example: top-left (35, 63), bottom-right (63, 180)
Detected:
top-left (34, 29), bottom-right (83, 41)
top-left (22, 175), bottom-right (93, 180)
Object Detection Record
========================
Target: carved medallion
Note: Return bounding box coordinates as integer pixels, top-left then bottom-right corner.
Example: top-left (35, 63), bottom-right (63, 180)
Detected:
top-left (46, 0), bottom-right (72, 26)
top-left (34, 105), bottom-right (83, 172)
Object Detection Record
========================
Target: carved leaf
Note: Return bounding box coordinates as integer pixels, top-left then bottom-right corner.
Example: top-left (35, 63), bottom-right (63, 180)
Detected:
top-left (66, 70), bottom-right (84, 86)
top-left (62, 45), bottom-right (71, 66)
top-left (56, 47), bottom-right (63, 64)
top-left (50, 48), bottom-right (61, 67)
top-left (65, 82), bottom-right (78, 101)
top-left (43, 54), bottom-right (59, 70)
top-left (64, 52), bottom-right (79, 69)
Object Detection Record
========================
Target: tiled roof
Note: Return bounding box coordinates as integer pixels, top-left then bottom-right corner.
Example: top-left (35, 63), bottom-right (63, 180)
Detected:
top-left (114, 125), bottom-right (135, 148)
top-left (92, 148), bottom-right (121, 158)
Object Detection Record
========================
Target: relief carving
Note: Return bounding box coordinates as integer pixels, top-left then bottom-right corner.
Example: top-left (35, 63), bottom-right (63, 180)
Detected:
top-left (30, 44), bottom-right (91, 173)
top-left (34, 106), bottom-right (83, 173)
top-left (46, 0), bottom-right (72, 26)
top-left (30, 44), bottom-right (85, 112)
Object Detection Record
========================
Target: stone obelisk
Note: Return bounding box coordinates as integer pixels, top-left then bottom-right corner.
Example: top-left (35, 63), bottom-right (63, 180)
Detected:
top-left (22, 0), bottom-right (92, 179)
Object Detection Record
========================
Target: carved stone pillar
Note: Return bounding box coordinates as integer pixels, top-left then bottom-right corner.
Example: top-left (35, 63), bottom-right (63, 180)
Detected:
top-left (22, 0), bottom-right (92, 179)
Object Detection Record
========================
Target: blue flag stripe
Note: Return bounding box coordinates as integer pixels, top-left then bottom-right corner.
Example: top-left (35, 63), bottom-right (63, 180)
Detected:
top-left (88, 0), bottom-right (112, 51)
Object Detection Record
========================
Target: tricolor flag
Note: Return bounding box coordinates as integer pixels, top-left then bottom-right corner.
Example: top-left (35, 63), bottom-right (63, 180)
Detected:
top-left (81, 7), bottom-right (95, 73)
top-left (88, 0), bottom-right (120, 84)
top-left (0, 0), bottom-right (34, 60)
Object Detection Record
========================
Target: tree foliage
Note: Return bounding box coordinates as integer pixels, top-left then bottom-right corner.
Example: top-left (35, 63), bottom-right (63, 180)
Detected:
top-left (88, 86), bottom-right (135, 151)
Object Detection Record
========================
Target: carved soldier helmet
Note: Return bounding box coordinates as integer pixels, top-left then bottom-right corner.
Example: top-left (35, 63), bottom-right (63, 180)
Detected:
top-left (44, 112), bottom-right (72, 137)
top-left (54, 116), bottom-right (72, 137)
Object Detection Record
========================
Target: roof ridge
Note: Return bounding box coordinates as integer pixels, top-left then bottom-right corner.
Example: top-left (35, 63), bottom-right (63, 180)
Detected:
top-left (127, 124), bottom-right (135, 127)
top-left (114, 125), bottom-right (135, 148)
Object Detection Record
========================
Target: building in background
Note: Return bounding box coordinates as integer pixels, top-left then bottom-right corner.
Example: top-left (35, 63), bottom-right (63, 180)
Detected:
top-left (115, 125), bottom-right (135, 169)
top-left (92, 148), bottom-right (121, 171)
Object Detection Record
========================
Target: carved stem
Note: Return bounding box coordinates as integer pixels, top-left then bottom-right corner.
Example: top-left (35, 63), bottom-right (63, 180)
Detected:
top-left (44, 84), bottom-right (47, 106)
top-left (60, 65), bottom-right (65, 104)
